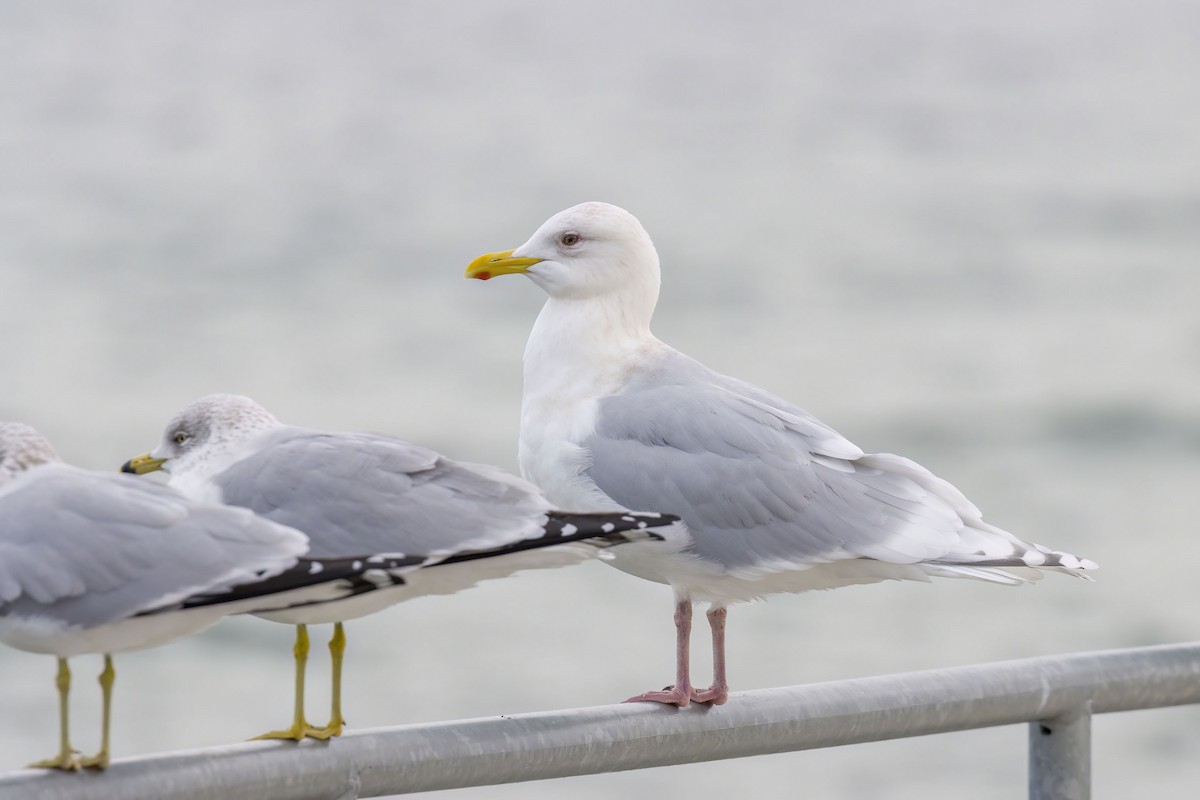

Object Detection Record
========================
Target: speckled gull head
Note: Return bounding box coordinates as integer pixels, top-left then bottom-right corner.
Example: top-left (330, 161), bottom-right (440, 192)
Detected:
top-left (122, 394), bottom-right (281, 494)
top-left (0, 422), bottom-right (60, 485)
top-left (466, 201), bottom-right (661, 319)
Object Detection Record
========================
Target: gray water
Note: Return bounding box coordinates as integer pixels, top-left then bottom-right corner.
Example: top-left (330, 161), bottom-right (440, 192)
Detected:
top-left (2, 1), bottom-right (1198, 797)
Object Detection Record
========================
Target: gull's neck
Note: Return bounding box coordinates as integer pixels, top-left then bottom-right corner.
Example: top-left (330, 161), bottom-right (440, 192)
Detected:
top-left (523, 294), bottom-right (660, 395)
top-left (518, 292), bottom-right (662, 503)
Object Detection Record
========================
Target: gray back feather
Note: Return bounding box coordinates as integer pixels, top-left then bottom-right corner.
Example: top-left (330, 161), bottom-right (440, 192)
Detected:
top-left (214, 428), bottom-right (554, 558)
top-left (0, 464), bottom-right (308, 627)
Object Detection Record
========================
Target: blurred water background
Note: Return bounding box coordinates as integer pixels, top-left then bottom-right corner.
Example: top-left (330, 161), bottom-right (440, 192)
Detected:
top-left (1, 1), bottom-right (1198, 797)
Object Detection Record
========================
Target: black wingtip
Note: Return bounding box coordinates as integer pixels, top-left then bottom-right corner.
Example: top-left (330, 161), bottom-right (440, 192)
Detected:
top-left (146, 553), bottom-right (428, 615)
top-left (541, 510), bottom-right (681, 544)
top-left (433, 511), bottom-right (680, 568)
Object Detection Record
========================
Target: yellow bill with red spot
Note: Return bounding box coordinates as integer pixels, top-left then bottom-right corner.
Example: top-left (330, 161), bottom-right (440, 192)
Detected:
top-left (465, 249), bottom-right (543, 281)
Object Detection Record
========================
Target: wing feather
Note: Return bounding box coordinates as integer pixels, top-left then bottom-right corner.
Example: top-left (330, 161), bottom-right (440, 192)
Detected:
top-left (215, 428), bottom-right (557, 559)
top-left (583, 351), bottom-right (1064, 576)
top-left (0, 464), bottom-right (307, 628)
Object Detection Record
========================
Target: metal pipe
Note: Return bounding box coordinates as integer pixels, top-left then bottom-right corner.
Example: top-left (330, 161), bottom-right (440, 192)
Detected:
top-left (3, 642), bottom-right (1198, 800)
top-left (1029, 704), bottom-right (1091, 800)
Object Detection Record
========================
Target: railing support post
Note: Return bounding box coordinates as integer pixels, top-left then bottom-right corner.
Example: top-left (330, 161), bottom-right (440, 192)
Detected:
top-left (1029, 704), bottom-right (1091, 800)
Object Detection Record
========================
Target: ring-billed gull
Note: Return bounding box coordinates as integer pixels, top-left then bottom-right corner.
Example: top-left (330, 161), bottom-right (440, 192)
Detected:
top-left (122, 394), bottom-right (681, 738)
top-left (466, 201), bottom-right (1098, 707)
top-left (0, 422), bottom-right (421, 770)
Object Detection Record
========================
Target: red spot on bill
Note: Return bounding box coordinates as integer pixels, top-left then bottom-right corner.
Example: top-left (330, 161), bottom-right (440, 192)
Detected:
top-left (476, 271), bottom-right (492, 280)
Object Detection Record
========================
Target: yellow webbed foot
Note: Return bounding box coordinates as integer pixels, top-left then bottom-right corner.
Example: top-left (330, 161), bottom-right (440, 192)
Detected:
top-left (251, 721), bottom-right (325, 742)
top-left (305, 719), bottom-right (344, 740)
top-left (78, 750), bottom-right (110, 770)
top-left (28, 750), bottom-right (83, 771)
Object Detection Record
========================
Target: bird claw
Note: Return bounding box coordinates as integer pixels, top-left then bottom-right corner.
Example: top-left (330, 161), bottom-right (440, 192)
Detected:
top-left (305, 720), bottom-right (345, 740)
top-left (689, 685), bottom-right (729, 705)
top-left (624, 684), bottom-right (692, 707)
top-left (251, 722), bottom-right (327, 742)
top-left (28, 751), bottom-right (83, 771)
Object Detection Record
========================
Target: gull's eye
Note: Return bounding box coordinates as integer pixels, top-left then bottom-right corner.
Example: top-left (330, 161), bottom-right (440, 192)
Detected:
top-left (173, 431), bottom-right (190, 445)
top-left (560, 231), bottom-right (581, 247)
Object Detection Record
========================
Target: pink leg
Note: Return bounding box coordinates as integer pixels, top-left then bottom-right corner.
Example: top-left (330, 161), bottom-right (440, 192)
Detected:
top-left (691, 606), bottom-right (729, 705)
top-left (625, 599), bottom-right (693, 707)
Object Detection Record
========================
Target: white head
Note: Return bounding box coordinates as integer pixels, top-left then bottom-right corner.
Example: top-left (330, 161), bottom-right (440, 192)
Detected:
top-left (466, 202), bottom-right (662, 325)
top-left (122, 394), bottom-right (280, 488)
top-left (0, 422), bottom-right (60, 486)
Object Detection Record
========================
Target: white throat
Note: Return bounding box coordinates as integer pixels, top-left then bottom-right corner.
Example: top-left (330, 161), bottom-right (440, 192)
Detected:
top-left (523, 294), bottom-right (658, 390)
top-left (518, 293), bottom-right (664, 511)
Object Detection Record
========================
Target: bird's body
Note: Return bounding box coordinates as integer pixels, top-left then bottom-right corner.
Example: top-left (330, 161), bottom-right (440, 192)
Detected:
top-left (0, 464), bottom-right (312, 657)
top-left (137, 407), bottom-right (679, 616)
top-left (467, 201), bottom-right (1097, 706)
top-left (125, 394), bottom-right (680, 736)
top-left (525, 337), bottom-right (1090, 600)
top-left (0, 422), bottom-right (384, 770)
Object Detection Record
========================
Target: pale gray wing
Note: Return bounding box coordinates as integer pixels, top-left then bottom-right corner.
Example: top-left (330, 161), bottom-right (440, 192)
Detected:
top-left (0, 464), bottom-right (308, 628)
top-left (584, 352), bottom-right (970, 576)
top-left (214, 428), bottom-right (556, 559)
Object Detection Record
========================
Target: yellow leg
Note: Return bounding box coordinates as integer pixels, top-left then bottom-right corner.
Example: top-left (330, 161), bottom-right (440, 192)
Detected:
top-left (29, 658), bottom-right (82, 771)
top-left (79, 655), bottom-right (115, 769)
top-left (308, 622), bottom-right (347, 739)
top-left (253, 624), bottom-right (323, 741)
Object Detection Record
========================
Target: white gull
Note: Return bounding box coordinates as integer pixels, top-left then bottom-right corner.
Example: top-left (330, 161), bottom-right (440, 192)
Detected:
top-left (466, 201), bottom-right (1097, 706)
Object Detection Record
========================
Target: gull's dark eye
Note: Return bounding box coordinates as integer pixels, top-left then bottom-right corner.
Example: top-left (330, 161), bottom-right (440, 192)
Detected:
top-left (560, 231), bottom-right (581, 247)
top-left (173, 431), bottom-right (190, 445)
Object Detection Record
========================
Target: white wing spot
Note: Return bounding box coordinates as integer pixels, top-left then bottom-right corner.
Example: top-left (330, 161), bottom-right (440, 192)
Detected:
top-left (1023, 551), bottom-right (1047, 566)
top-left (363, 569), bottom-right (392, 587)
top-left (308, 562), bottom-right (324, 575)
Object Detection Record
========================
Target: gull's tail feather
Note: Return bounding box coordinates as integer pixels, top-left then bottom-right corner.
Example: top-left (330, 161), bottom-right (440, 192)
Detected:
top-left (927, 524), bottom-right (1097, 585)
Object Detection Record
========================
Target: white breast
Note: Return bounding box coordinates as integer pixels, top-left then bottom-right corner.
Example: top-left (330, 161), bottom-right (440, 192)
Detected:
top-left (518, 374), bottom-right (620, 509)
top-left (518, 299), bottom-right (643, 512)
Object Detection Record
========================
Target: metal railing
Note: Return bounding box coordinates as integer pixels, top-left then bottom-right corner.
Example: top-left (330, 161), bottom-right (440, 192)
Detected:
top-left (3, 642), bottom-right (1198, 800)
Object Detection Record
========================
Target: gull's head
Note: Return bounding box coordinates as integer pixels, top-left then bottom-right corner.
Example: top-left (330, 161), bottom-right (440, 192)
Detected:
top-left (466, 202), bottom-right (661, 306)
top-left (122, 394), bottom-right (280, 479)
top-left (0, 423), bottom-right (60, 486)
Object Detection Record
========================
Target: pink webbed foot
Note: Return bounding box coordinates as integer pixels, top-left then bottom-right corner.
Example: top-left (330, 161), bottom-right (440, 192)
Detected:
top-left (625, 684), bottom-right (692, 707)
top-left (689, 684), bottom-right (728, 705)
